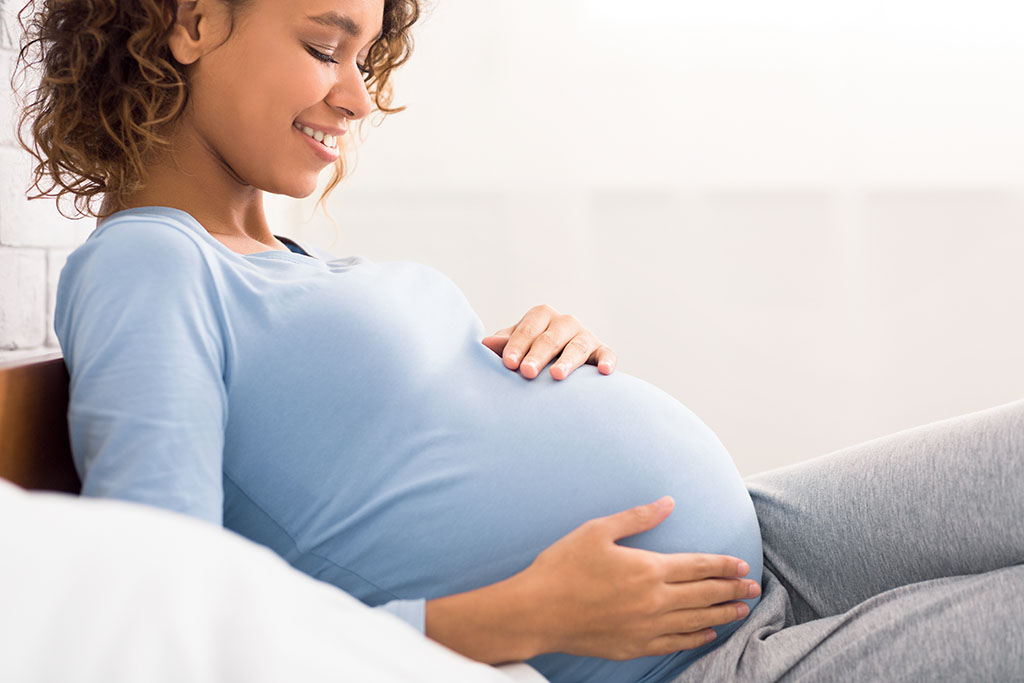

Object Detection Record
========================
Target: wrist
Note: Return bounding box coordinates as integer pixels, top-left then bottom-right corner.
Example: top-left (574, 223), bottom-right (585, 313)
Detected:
top-left (425, 571), bottom-right (549, 665)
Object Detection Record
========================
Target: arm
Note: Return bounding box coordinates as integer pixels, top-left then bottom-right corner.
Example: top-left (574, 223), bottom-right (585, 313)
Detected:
top-left (56, 221), bottom-right (228, 521)
top-left (56, 219), bottom-right (426, 626)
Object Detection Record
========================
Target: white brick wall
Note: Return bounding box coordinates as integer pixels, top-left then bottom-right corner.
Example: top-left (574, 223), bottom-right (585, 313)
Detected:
top-left (0, 1), bottom-right (90, 363)
top-left (0, 246), bottom-right (45, 348)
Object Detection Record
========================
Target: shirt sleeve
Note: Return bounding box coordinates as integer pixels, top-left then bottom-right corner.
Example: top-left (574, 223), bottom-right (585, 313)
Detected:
top-left (56, 220), bottom-right (430, 630)
top-left (54, 220), bottom-right (229, 524)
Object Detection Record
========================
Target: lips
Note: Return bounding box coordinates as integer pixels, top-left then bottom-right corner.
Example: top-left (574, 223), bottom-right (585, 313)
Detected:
top-left (295, 124), bottom-right (341, 162)
top-left (293, 122), bottom-right (339, 149)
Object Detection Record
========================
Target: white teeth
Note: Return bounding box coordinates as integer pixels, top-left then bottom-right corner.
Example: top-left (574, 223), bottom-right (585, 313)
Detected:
top-left (294, 122), bottom-right (338, 149)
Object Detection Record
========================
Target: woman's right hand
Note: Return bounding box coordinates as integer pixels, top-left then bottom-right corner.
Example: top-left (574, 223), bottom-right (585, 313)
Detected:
top-left (425, 496), bottom-right (760, 664)
top-left (514, 495), bottom-right (759, 660)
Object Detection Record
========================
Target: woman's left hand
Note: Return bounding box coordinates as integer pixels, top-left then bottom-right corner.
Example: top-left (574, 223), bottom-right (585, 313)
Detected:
top-left (480, 304), bottom-right (617, 380)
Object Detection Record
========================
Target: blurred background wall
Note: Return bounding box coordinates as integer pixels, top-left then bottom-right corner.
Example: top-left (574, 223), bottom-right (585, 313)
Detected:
top-left (0, 0), bottom-right (93, 360)
top-left (4, 0), bottom-right (1023, 475)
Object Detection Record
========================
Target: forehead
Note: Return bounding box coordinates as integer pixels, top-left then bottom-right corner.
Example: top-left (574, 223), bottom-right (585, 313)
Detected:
top-left (257, 0), bottom-right (385, 40)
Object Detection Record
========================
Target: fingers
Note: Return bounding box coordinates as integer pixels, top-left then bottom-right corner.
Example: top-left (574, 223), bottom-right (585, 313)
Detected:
top-left (549, 331), bottom-right (602, 380)
top-left (642, 602), bottom-right (750, 656)
top-left (664, 577), bottom-right (761, 608)
top-left (639, 590), bottom-right (757, 657)
top-left (496, 305), bottom-right (553, 371)
top-left (590, 496), bottom-right (675, 541)
top-left (512, 309), bottom-right (578, 378)
top-left (591, 345), bottom-right (618, 376)
top-left (480, 326), bottom-right (514, 357)
top-left (490, 304), bottom-right (616, 380)
top-left (656, 601), bottom-right (750, 638)
top-left (661, 553), bottom-right (752, 583)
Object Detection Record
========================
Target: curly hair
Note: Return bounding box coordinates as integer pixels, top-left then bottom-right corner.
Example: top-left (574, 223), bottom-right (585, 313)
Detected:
top-left (11, 0), bottom-right (421, 220)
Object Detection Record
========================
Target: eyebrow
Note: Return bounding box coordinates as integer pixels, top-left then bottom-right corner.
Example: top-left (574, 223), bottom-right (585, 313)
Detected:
top-left (305, 11), bottom-right (365, 38)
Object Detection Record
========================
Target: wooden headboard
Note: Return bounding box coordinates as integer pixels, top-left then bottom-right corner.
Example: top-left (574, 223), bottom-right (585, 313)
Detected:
top-left (0, 352), bottom-right (81, 493)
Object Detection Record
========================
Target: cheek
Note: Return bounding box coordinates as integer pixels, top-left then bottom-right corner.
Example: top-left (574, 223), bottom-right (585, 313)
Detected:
top-left (250, 42), bottom-right (332, 107)
top-left (286, 67), bottom-right (335, 115)
top-left (206, 52), bottom-right (326, 138)
top-left (188, 47), bottom-right (338, 191)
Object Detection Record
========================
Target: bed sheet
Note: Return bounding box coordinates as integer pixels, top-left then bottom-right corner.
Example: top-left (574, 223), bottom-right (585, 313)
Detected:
top-left (0, 478), bottom-right (549, 682)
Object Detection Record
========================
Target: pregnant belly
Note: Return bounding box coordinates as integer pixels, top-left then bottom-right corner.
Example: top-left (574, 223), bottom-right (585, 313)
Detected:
top-left (231, 342), bottom-right (764, 683)
top-left (315, 347), bottom-right (763, 683)
top-left (373, 352), bottom-right (763, 586)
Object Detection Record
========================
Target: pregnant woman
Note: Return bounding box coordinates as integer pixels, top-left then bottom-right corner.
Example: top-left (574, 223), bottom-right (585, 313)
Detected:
top-left (15, 0), bottom-right (1023, 682)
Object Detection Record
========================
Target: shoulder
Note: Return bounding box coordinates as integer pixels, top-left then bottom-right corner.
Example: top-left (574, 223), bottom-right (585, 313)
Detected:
top-left (59, 210), bottom-right (225, 306)
top-left (54, 211), bottom-right (230, 363)
top-left (56, 210), bottom-right (225, 325)
top-left (69, 210), bottom-right (214, 275)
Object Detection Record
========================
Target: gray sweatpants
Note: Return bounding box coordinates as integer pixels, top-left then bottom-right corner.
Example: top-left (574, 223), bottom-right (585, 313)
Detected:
top-left (671, 399), bottom-right (1024, 682)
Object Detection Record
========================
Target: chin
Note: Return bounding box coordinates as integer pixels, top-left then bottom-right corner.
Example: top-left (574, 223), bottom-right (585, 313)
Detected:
top-left (269, 174), bottom-right (322, 200)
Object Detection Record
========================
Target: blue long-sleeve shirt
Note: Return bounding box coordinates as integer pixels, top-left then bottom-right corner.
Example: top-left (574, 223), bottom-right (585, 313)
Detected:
top-left (54, 206), bottom-right (762, 683)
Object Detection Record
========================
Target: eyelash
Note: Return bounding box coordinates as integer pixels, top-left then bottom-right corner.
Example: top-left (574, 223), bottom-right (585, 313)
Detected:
top-left (306, 46), bottom-right (372, 77)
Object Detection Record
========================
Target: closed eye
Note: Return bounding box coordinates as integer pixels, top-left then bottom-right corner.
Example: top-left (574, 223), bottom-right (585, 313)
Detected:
top-left (305, 46), bottom-right (372, 78)
top-left (306, 45), bottom-right (337, 63)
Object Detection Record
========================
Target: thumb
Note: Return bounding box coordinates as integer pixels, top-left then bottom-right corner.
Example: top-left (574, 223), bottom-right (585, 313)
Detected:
top-left (600, 496), bottom-right (674, 542)
top-left (481, 334), bottom-right (511, 356)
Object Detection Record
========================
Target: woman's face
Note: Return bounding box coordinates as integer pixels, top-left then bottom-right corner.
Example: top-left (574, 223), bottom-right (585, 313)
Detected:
top-left (170, 0), bottom-right (383, 198)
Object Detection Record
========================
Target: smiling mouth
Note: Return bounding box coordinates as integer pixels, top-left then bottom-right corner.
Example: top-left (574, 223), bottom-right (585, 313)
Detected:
top-left (293, 121), bottom-right (339, 149)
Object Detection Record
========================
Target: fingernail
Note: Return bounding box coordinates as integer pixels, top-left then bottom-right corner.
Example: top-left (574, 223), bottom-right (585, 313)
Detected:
top-left (507, 353), bottom-right (519, 364)
top-left (736, 561), bottom-right (750, 576)
top-left (654, 496), bottom-right (673, 509)
top-left (748, 583), bottom-right (760, 598)
top-left (704, 630), bottom-right (716, 643)
top-left (736, 604), bottom-right (749, 618)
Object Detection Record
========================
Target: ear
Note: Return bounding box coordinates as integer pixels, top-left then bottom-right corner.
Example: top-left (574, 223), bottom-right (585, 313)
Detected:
top-left (167, 0), bottom-right (229, 66)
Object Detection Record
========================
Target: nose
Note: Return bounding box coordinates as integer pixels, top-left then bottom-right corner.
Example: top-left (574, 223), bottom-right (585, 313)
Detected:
top-left (326, 64), bottom-right (373, 122)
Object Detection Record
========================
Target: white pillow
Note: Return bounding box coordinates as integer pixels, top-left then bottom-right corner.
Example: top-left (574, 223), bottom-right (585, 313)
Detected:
top-left (0, 479), bottom-right (547, 683)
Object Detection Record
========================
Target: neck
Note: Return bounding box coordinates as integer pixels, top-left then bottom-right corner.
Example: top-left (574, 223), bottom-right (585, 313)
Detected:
top-left (101, 118), bottom-right (275, 246)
